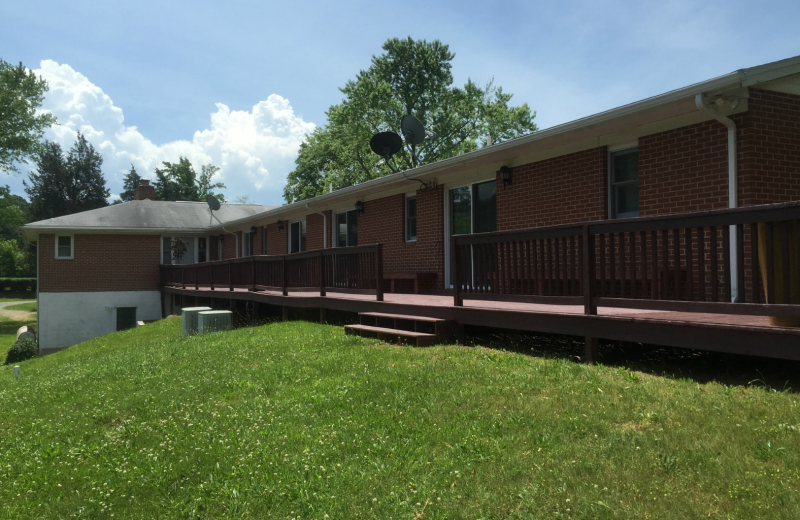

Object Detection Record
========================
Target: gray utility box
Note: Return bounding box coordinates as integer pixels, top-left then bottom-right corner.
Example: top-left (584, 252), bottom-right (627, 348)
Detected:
top-left (182, 307), bottom-right (212, 336)
top-left (198, 310), bottom-right (233, 334)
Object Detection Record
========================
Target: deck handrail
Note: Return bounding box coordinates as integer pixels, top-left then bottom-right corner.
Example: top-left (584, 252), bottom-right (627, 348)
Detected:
top-left (160, 244), bottom-right (384, 301)
top-left (453, 201), bottom-right (800, 317)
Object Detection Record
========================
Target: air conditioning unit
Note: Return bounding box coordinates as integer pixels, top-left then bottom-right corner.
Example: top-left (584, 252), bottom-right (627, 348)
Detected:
top-left (181, 307), bottom-right (212, 336)
top-left (198, 310), bottom-right (233, 334)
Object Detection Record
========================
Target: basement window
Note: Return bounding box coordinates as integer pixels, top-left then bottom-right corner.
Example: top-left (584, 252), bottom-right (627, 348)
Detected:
top-left (610, 149), bottom-right (640, 219)
top-left (55, 235), bottom-right (74, 259)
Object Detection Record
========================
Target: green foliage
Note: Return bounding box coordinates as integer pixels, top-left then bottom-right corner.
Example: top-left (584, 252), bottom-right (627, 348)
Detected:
top-left (0, 59), bottom-right (57, 174)
top-left (119, 164), bottom-right (142, 202)
top-left (24, 133), bottom-right (110, 221)
top-left (0, 277), bottom-right (36, 292)
top-left (284, 37), bottom-right (537, 203)
top-left (0, 319), bottom-right (798, 518)
top-left (0, 240), bottom-right (25, 277)
top-left (4, 337), bottom-right (36, 365)
top-left (154, 157), bottom-right (225, 202)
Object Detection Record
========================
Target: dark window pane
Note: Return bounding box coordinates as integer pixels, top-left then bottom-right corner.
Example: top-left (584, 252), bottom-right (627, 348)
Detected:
top-left (300, 221), bottom-right (307, 252)
top-left (613, 151), bottom-right (639, 183)
top-left (615, 184), bottom-right (640, 217)
top-left (406, 196), bottom-right (417, 241)
top-left (346, 210), bottom-right (358, 247)
top-left (57, 236), bottom-right (72, 257)
top-left (116, 307), bottom-right (137, 331)
top-left (337, 213), bottom-right (347, 247)
top-left (451, 186), bottom-right (471, 235)
top-left (473, 181), bottom-right (497, 234)
top-left (162, 237), bottom-right (172, 264)
top-left (290, 222), bottom-right (300, 253)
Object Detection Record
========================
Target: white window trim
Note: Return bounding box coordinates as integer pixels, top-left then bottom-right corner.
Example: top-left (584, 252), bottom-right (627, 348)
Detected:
top-left (54, 234), bottom-right (74, 260)
top-left (405, 193), bottom-right (417, 243)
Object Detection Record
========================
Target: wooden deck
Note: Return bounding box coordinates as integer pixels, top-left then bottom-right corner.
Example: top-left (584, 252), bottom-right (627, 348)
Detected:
top-left (161, 285), bottom-right (800, 361)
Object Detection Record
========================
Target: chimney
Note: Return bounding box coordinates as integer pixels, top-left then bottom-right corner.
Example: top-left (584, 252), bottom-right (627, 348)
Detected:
top-left (134, 179), bottom-right (155, 201)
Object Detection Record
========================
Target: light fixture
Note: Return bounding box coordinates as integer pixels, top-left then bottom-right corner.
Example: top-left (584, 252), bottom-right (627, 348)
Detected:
top-left (355, 200), bottom-right (365, 214)
top-left (276, 220), bottom-right (284, 231)
top-left (218, 234), bottom-right (224, 242)
top-left (250, 226), bottom-right (257, 234)
top-left (497, 166), bottom-right (513, 188)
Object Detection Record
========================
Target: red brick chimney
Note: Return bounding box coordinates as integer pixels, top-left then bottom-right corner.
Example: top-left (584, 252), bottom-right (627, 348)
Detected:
top-left (134, 179), bottom-right (156, 201)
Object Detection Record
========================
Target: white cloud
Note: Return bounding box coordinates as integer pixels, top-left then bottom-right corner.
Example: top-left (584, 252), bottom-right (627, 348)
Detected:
top-left (33, 60), bottom-right (315, 204)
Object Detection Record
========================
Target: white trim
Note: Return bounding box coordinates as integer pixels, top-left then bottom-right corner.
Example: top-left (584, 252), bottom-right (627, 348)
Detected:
top-left (54, 234), bottom-right (74, 259)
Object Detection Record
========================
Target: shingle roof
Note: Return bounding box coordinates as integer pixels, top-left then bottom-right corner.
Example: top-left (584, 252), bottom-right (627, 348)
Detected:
top-left (22, 200), bottom-right (276, 238)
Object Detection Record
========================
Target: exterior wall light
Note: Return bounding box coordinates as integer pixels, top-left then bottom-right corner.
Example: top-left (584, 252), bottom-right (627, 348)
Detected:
top-left (355, 201), bottom-right (365, 214)
top-left (276, 220), bottom-right (284, 231)
top-left (250, 226), bottom-right (257, 234)
top-left (497, 166), bottom-right (513, 188)
top-left (218, 234), bottom-right (224, 242)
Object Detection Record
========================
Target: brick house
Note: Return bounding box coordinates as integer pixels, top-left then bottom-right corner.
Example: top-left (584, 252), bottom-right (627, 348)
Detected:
top-left (22, 54), bottom-right (800, 354)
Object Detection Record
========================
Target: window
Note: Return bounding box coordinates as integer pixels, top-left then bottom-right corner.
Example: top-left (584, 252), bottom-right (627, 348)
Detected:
top-left (55, 235), bottom-right (73, 259)
top-left (336, 210), bottom-right (358, 247)
top-left (405, 195), bottom-right (417, 242)
top-left (161, 237), bottom-right (195, 264)
top-left (198, 237), bottom-right (207, 263)
top-left (116, 307), bottom-right (137, 331)
top-left (289, 221), bottom-right (306, 253)
top-left (243, 230), bottom-right (254, 257)
top-left (610, 149), bottom-right (639, 218)
top-left (448, 180), bottom-right (497, 285)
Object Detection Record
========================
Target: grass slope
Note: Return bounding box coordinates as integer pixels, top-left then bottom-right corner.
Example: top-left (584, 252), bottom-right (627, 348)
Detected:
top-left (0, 318), bottom-right (798, 519)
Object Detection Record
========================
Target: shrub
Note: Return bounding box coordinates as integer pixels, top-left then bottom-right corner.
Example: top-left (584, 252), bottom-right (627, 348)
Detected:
top-left (0, 277), bottom-right (36, 293)
top-left (5, 338), bottom-right (38, 365)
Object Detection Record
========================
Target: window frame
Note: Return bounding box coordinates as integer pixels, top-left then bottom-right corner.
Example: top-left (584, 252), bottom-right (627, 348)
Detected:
top-left (608, 147), bottom-right (640, 219)
top-left (54, 234), bottom-right (74, 260)
top-left (160, 236), bottom-right (198, 264)
top-left (405, 194), bottom-right (417, 242)
top-left (242, 230), bottom-right (255, 257)
top-left (335, 209), bottom-right (358, 248)
top-left (288, 220), bottom-right (306, 254)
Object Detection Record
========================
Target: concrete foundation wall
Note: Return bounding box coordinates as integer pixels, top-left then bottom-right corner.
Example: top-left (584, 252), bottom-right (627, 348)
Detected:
top-left (38, 291), bottom-right (162, 352)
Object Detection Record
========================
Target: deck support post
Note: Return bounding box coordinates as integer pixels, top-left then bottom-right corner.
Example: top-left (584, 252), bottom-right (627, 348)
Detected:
top-left (319, 307), bottom-right (327, 324)
top-left (452, 237), bottom-right (463, 306)
top-left (585, 336), bottom-right (598, 363)
top-left (282, 306), bottom-right (290, 321)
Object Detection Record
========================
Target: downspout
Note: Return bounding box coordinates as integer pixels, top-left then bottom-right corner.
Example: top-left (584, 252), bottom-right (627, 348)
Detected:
top-left (695, 93), bottom-right (738, 302)
top-left (306, 203), bottom-right (327, 248)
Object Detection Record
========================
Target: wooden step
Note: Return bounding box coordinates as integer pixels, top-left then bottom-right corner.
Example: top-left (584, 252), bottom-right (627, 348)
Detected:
top-left (359, 312), bottom-right (450, 323)
top-left (344, 324), bottom-right (438, 347)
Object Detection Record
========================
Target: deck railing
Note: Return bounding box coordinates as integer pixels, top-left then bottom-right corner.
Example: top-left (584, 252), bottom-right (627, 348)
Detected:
top-left (161, 244), bottom-right (384, 301)
top-left (453, 202), bottom-right (800, 317)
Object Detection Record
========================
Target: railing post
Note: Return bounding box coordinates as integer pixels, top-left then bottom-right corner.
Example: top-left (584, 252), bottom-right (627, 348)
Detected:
top-left (282, 255), bottom-right (288, 296)
top-left (229, 260), bottom-right (233, 292)
top-left (194, 264), bottom-right (198, 291)
top-left (375, 244), bottom-right (384, 302)
top-left (250, 256), bottom-right (256, 291)
top-left (210, 262), bottom-right (215, 291)
top-left (582, 225), bottom-right (597, 316)
top-left (453, 236), bottom-right (463, 306)
top-left (181, 266), bottom-right (185, 289)
top-left (319, 249), bottom-right (326, 297)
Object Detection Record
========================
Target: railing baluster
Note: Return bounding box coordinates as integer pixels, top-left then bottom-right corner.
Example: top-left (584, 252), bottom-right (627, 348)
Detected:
top-left (375, 244), bottom-right (383, 302)
top-left (751, 223), bottom-right (760, 304)
top-left (782, 222), bottom-right (791, 305)
top-left (609, 233), bottom-right (616, 298)
top-left (685, 228), bottom-right (693, 301)
top-left (555, 237), bottom-right (561, 296)
top-left (620, 232), bottom-right (626, 298)
top-left (723, 225), bottom-right (732, 303)
top-left (533, 240), bottom-right (540, 296)
top-left (661, 229), bottom-right (668, 300)
top-left (765, 222), bottom-right (775, 304)
top-left (583, 225), bottom-right (596, 315)
top-left (672, 229), bottom-right (680, 301)
top-left (640, 231), bottom-right (647, 300)
top-left (599, 233), bottom-right (606, 297)
top-left (650, 230), bottom-right (657, 300)
top-left (697, 227), bottom-right (705, 302)
top-left (737, 224), bottom-right (745, 303)
top-left (629, 231), bottom-right (635, 299)
top-left (511, 240), bottom-right (519, 294)
top-left (711, 226), bottom-right (718, 302)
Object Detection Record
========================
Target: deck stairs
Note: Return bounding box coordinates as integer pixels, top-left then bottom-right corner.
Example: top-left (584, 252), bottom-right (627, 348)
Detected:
top-left (344, 312), bottom-right (458, 347)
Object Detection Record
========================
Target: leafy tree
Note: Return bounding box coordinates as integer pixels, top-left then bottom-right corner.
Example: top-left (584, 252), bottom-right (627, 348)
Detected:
top-left (154, 158), bottom-right (225, 202)
top-left (0, 239), bottom-right (25, 277)
top-left (0, 59), bottom-right (57, 173)
top-left (119, 164), bottom-right (142, 202)
top-left (0, 185), bottom-right (26, 238)
top-left (24, 133), bottom-right (110, 221)
top-left (0, 185), bottom-right (34, 277)
top-left (284, 37), bottom-right (537, 203)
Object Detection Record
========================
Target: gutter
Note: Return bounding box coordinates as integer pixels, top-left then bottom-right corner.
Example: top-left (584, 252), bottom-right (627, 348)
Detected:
top-left (695, 93), bottom-right (739, 302)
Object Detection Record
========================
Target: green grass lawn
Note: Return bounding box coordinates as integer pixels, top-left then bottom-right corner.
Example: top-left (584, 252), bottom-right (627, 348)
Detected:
top-left (0, 318), bottom-right (798, 519)
top-left (4, 301), bottom-right (37, 312)
top-left (0, 296), bottom-right (35, 303)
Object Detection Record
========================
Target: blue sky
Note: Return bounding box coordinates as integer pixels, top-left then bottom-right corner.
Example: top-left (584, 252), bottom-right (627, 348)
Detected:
top-left (2, 0), bottom-right (799, 205)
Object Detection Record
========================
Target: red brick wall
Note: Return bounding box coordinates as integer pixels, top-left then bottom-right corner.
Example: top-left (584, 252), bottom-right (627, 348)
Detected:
top-left (638, 120), bottom-right (729, 216)
top-left (219, 231), bottom-right (241, 259)
top-left (39, 234), bottom-right (160, 293)
top-left (266, 222), bottom-right (288, 256)
top-left (738, 89), bottom-right (800, 206)
top-left (357, 185), bottom-right (445, 291)
top-left (496, 147), bottom-right (608, 229)
top-left (306, 211), bottom-right (331, 251)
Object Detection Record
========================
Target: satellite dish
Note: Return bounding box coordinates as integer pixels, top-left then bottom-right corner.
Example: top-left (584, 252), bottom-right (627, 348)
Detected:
top-left (401, 114), bottom-right (426, 145)
top-left (370, 131), bottom-right (402, 158)
top-left (206, 194), bottom-right (221, 211)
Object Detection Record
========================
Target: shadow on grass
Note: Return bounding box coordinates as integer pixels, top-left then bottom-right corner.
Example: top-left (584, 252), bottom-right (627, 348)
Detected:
top-left (464, 325), bottom-right (800, 393)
